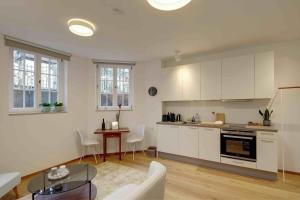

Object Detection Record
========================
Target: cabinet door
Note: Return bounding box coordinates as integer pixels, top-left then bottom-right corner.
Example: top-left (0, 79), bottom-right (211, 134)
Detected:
top-left (257, 138), bottom-right (278, 172)
top-left (255, 51), bottom-right (274, 98)
top-left (157, 125), bottom-right (179, 154)
top-left (178, 126), bottom-right (199, 158)
top-left (222, 55), bottom-right (255, 99)
top-left (181, 63), bottom-right (201, 100)
top-left (201, 60), bottom-right (222, 100)
top-left (161, 67), bottom-right (182, 101)
top-left (198, 127), bottom-right (220, 162)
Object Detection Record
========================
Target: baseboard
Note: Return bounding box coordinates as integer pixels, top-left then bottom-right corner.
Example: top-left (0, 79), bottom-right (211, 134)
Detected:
top-left (21, 150), bottom-right (142, 179)
top-left (278, 169), bottom-right (300, 176)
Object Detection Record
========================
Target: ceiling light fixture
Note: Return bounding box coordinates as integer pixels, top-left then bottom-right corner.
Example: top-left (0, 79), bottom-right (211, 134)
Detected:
top-left (147, 0), bottom-right (192, 11)
top-left (68, 18), bottom-right (96, 37)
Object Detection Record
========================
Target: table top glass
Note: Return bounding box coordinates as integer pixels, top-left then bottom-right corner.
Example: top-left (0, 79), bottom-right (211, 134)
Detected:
top-left (28, 164), bottom-right (97, 195)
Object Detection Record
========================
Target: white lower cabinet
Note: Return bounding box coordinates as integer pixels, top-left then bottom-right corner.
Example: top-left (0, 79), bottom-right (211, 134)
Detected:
top-left (257, 132), bottom-right (278, 172)
top-left (178, 126), bottom-right (199, 158)
top-left (198, 127), bottom-right (220, 162)
top-left (157, 125), bottom-right (179, 155)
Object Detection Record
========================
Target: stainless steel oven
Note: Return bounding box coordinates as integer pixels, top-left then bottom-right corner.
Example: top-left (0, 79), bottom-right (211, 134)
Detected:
top-left (221, 129), bottom-right (256, 162)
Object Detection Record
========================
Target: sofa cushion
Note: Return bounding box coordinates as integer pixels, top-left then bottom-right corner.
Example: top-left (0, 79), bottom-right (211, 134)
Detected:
top-left (0, 172), bottom-right (21, 198)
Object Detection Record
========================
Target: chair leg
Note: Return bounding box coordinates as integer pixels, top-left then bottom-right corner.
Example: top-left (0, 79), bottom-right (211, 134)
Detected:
top-left (93, 146), bottom-right (98, 164)
top-left (13, 186), bottom-right (19, 198)
top-left (133, 143), bottom-right (136, 160)
top-left (79, 146), bottom-right (85, 163)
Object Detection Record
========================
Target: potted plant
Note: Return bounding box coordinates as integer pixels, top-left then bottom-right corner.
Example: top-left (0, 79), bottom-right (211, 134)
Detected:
top-left (259, 108), bottom-right (273, 126)
top-left (54, 102), bottom-right (64, 112)
top-left (40, 103), bottom-right (51, 112)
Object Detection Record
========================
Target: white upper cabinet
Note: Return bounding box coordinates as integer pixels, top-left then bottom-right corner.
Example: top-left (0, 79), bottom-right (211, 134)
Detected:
top-left (222, 55), bottom-right (255, 99)
top-left (201, 60), bottom-right (222, 100)
top-left (181, 63), bottom-right (201, 100)
top-left (255, 51), bottom-right (274, 99)
top-left (161, 66), bottom-right (182, 101)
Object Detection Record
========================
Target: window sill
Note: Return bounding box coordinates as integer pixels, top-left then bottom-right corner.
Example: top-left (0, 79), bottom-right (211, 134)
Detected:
top-left (8, 110), bottom-right (68, 116)
top-left (96, 107), bottom-right (133, 112)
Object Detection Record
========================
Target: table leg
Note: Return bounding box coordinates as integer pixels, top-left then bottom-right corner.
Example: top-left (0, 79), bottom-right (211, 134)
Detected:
top-left (32, 193), bottom-right (35, 200)
top-left (103, 136), bottom-right (106, 162)
top-left (119, 134), bottom-right (122, 160)
top-left (89, 181), bottom-right (91, 200)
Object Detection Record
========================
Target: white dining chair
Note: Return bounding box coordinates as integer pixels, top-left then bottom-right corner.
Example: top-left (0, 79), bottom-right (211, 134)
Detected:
top-left (76, 129), bottom-right (100, 163)
top-left (124, 124), bottom-right (145, 160)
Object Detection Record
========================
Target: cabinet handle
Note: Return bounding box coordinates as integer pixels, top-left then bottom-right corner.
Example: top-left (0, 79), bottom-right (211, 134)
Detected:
top-left (170, 126), bottom-right (178, 128)
top-left (259, 132), bottom-right (274, 136)
top-left (261, 139), bottom-right (274, 143)
top-left (232, 160), bottom-right (244, 165)
top-left (204, 128), bottom-right (214, 131)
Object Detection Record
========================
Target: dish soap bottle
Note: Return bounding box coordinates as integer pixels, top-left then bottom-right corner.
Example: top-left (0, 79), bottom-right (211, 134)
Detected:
top-left (102, 118), bottom-right (106, 130)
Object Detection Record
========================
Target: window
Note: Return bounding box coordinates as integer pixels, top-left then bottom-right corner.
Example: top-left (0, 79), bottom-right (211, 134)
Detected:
top-left (97, 64), bottom-right (133, 110)
top-left (10, 49), bottom-right (65, 113)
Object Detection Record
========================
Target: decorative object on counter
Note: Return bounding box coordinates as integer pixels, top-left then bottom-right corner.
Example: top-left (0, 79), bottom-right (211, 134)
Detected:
top-left (169, 113), bottom-right (176, 122)
top-left (162, 114), bottom-right (169, 122)
top-left (112, 121), bottom-right (119, 130)
top-left (47, 165), bottom-right (70, 181)
top-left (176, 114), bottom-right (182, 122)
top-left (216, 113), bottom-right (225, 123)
top-left (40, 103), bottom-right (51, 112)
top-left (259, 108), bottom-right (273, 126)
top-left (191, 115), bottom-right (196, 122)
top-left (102, 118), bottom-right (106, 130)
top-left (148, 86), bottom-right (157, 96)
top-left (54, 102), bottom-right (64, 112)
top-left (195, 113), bottom-right (200, 122)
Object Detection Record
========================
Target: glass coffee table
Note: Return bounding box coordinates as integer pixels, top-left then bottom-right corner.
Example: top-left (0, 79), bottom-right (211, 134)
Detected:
top-left (28, 164), bottom-right (97, 200)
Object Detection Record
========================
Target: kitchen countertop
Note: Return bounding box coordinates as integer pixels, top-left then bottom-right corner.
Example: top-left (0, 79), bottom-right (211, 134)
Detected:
top-left (156, 121), bottom-right (278, 132)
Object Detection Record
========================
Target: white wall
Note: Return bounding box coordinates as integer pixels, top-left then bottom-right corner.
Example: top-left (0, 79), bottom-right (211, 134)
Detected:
top-left (0, 36), bottom-right (90, 176)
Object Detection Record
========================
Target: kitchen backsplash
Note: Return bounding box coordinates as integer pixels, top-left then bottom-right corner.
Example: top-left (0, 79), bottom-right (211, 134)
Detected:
top-left (163, 99), bottom-right (270, 124)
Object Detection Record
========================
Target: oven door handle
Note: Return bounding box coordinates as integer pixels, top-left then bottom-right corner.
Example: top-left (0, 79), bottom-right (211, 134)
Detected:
top-left (222, 135), bottom-right (254, 140)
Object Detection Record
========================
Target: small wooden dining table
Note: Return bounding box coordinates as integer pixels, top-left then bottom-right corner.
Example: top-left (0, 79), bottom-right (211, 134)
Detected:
top-left (94, 128), bottom-right (130, 162)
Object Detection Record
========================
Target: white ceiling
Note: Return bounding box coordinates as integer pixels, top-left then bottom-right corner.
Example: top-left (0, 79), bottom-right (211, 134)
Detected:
top-left (0, 0), bottom-right (300, 61)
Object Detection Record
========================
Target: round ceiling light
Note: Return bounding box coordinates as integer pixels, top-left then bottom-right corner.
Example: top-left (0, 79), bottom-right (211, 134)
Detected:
top-left (147, 0), bottom-right (192, 11)
top-left (68, 18), bottom-right (95, 37)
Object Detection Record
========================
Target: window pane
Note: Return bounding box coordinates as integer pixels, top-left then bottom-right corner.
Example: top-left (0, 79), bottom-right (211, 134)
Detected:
top-left (50, 60), bottom-right (58, 75)
top-left (117, 94), bottom-right (122, 106)
top-left (124, 94), bottom-right (129, 106)
top-left (41, 58), bottom-right (50, 74)
top-left (50, 91), bottom-right (57, 104)
top-left (101, 94), bottom-right (107, 106)
top-left (107, 94), bottom-right (113, 106)
top-left (25, 72), bottom-right (34, 89)
top-left (41, 91), bottom-right (49, 103)
top-left (41, 74), bottom-right (49, 89)
top-left (13, 70), bottom-right (24, 89)
top-left (50, 75), bottom-right (58, 90)
top-left (13, 90), bottom-right (23, 108)
top-left (25, 90), bottom-right (34, 107)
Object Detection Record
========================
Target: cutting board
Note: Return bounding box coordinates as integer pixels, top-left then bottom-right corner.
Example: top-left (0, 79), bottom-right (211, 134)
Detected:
top-left (216, 113), bottom-right (225, 123)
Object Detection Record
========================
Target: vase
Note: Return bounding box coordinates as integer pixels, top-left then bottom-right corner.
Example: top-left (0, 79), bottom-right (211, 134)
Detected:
top-left (41, 106), bottom-right (51, 112)
top-left (263, 120), bottom-right (271, 126)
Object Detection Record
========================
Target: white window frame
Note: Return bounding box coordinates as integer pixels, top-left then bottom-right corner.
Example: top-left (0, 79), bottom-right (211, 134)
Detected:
top-left (9, 48), bottom-right (65, 114)
top-left (96, 64), bottom-right (134, 111)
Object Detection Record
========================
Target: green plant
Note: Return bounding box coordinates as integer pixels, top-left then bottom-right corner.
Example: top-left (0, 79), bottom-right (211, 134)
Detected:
top-left (54, 102), bottom-right (63, 106)
top-left (40, 103), bottom-right (51, 107)
top-left (259, 108), bottom-right (273, 120)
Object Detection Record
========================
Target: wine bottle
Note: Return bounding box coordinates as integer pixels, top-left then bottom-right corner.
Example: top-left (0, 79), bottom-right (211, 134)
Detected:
top-left (102, 118), bottom-right (105, 130)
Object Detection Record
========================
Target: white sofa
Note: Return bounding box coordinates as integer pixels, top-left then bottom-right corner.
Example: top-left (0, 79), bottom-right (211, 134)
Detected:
top-left (0, 172), bottom-right (21, 198)
top-left (104, 161), bottom-right (167, 200)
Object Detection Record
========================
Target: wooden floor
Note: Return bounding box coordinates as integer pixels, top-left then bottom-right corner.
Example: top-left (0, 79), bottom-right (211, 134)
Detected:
top-left (2, 153), bottom-right (300, 200)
